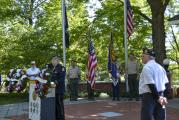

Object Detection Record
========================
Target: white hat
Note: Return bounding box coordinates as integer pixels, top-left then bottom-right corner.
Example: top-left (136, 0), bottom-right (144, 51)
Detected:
top-left (31, 61), bottom-right (36, 64)
top-left (163, 59), bottom-right (170, 65)
top-left (10, 69), bottom-right (14, 73)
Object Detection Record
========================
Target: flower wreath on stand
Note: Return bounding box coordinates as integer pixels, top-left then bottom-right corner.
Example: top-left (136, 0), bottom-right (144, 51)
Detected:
top-left (34, 66), bottom-right (52, 99)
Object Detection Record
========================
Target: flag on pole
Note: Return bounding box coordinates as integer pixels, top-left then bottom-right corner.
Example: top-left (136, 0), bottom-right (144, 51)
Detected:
top-left (127, 0), bottom-right (134, 38)
top-left (108, 33), bottom-right (117, 79)
top-left (87, 39), bottom-right (97, 89)
top-left (64, 1), bottom-right (69, 48)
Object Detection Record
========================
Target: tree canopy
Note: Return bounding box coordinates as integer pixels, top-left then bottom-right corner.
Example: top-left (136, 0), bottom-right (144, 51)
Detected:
top-left (0, 0), bottom-right (178, 80)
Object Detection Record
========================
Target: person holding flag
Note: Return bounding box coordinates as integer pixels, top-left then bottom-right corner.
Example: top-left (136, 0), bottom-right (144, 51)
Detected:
top-left (108, 33), bottom-right (121, 101)
top-left (86, 38), bottom-right (97, 100)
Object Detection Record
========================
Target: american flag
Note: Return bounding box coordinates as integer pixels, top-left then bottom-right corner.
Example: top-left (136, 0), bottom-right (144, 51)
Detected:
top-left (87, 40), bottom-right (97, 89)
top-left (127, 0), bottom-right (134, 38)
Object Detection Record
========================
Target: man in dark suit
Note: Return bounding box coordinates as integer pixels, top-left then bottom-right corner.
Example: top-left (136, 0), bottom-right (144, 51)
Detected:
top-left (51, 57), bottom-right (66, 120)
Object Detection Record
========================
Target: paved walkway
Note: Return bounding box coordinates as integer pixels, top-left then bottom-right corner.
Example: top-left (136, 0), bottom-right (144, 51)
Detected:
top-left (0, 98), bottom-right (179, 120)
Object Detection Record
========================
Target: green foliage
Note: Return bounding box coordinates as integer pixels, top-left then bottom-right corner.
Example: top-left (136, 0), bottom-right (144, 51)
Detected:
top-left (0, 0), bottom-right (21, 21)
top-left (0, 0), bottom-right (178, 82)
top-left (0, 92), bottom-right (28, 105)
top-left (0, 0), bottom-right (90, 74)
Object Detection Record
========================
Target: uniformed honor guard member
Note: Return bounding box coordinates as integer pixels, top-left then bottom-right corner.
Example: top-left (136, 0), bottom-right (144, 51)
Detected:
top-left (86, 66), bottom-right (94, 100)
top-left (127, 53), bottom-right (140, 101)
top-left (163, 58), bottom-right (172, 99)
top-left (111, 72), bottom-right (120, 101)
top-left (139, 48), bottom-right (169, 120)
top-left (67, 59), bottom-right (81, 101)
top-left (26, 61), bottom-right (41, 80)
top-left (51, 57), bottom-right (66, 120)
top-left (0, 74), bottom-right (1, 86)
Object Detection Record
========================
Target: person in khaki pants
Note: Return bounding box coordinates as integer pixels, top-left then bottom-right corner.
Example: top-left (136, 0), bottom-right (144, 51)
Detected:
top-left (127, 53), bottom-right (140, 101)
top-left (67, 59), bottom-right (81, 101)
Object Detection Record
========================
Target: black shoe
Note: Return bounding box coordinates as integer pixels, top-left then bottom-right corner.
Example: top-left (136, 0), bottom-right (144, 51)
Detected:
top-left (117, 98), bottom-right (120, 101)
top-left (88, 97), bottom-right (95, 101)
top-left (112, 98), bottom-right (115, 101)
top-left (128, 98), bottom-right (132, 101)
top-left (70, 98), bottom-right (77, 101)
top-left (135, 98), bottom-right (139, 101)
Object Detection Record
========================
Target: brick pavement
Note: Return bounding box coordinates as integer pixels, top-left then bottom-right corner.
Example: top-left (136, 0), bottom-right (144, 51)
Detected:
top-left (1, 98), bottom-right (179, 120)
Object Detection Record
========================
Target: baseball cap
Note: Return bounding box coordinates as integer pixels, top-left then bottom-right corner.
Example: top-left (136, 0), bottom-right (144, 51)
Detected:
top-left (142, 48), bottom-right (155, 57)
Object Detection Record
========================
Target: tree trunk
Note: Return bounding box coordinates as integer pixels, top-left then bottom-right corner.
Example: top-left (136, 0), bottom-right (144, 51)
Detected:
top-left (151, 7), bottom-right (166, 64)
top-left (28, 0), bottom-right (34, 25)
top-left (147, 0), bottom-right (168, 64)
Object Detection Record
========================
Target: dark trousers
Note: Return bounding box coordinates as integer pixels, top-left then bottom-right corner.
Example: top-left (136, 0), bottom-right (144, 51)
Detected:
top-left (141, 93), bottom-right (165, 120)
top-left (128, 74), bottom-right (138, 98)
top-left (56, 93), bottom-right (65, 120)
top-left (112, 83), bottom-right (120, 100)
top-left (87, 82), bottom-right (94, 100)
top-left (70, 78), bottom-right (78, 100)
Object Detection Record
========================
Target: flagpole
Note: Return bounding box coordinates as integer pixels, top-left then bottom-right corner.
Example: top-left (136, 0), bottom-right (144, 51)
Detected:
top-left (124, 0), bottom-right (129, 92)
top-left (62, 0), bottom-right (66, 67)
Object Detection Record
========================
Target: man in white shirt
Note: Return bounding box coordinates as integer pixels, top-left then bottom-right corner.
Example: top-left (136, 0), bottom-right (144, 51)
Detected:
top-left (139, 48), bottom-right (168, 120)
top-left (26, 61), bottom-right (41, 80)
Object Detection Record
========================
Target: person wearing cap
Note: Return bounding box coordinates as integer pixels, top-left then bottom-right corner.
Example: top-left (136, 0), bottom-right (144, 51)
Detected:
top-left (67, 59), bottom-right (81, 101)
top-left (139, 48), bottom-right (169, 120)
top-left (51, 57), bottom-right (66, 120)
top-left (163, 58), bottom-right (172, 99)
top-left (86, 65), bottom-right (95, 100)
top-left (26, 61), bottom-right (41, 80)
top-left (110, 65), bottom-right (121, 101)
top-left (127, 53), bottom-right (140, 101)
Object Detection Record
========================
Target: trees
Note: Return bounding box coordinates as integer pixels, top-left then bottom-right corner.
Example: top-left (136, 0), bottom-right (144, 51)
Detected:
top-left (146, 0), bottom-right (170, 64)
top-left (0, 0), bottom-right (90, 72)
top-left (0, 0), bottom-right (178, 80)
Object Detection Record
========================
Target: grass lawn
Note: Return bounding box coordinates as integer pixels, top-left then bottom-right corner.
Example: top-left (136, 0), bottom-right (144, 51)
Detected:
top-left (0, 92), bottom-right (28, 105)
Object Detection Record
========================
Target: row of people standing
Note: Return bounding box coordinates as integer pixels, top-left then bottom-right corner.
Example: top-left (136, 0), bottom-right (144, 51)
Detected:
top-left (67, 54), bottom-right (140, 101)
top-left (110, 53), bottom-right (141, 101)
top-left (49, 49), bottom-right (171, 120)
top-left (111, 52), bottom-right (172, 102)
top-left (127, 53), bottom-right (140, 101)
top-left (50, 49), bottom-right (171, 120)
top-left (110, 48), bottom-right (171, 120)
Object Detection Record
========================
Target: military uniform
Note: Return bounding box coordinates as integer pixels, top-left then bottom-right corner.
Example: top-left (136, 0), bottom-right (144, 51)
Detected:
top-left (51, 64), bottom-right (66, 120)
top-left (68, 66), bottom-right (80, 101)
top-left (86, 68), bottom-right (94, 100)
top-left (0, 74), bottom-right (1, 86)
top-left (112, 76), bottom-right (120, 101)
top-left (127, 59), bottom-right (140, 100)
